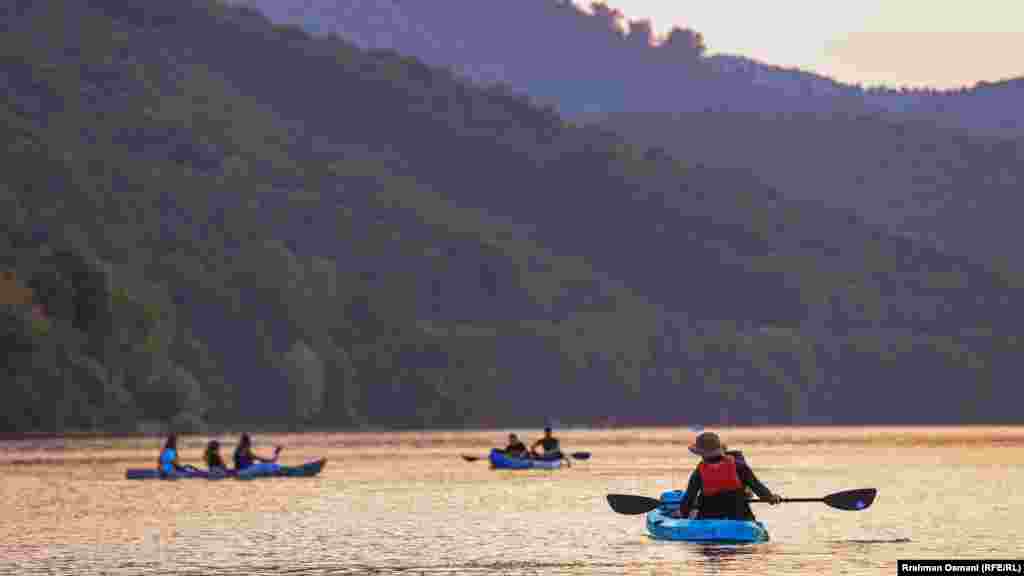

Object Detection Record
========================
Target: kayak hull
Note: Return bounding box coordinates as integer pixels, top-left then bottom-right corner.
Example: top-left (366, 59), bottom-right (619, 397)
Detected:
top-left (488, 449), bottom-right (562, 470)
top-left (125, 458), bottom-right (326, 480)
top-left (237, 458), bottom-right (326, 479)
top-left (646, 490), bottom-right (769, 543)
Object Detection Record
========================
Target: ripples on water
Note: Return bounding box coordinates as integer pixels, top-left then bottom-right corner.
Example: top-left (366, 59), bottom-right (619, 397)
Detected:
top-left (1, 427), bottom-right (1022, 575)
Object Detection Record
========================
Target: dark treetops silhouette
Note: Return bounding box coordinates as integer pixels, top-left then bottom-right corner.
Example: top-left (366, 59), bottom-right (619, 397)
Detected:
top-left (1, 0), bottom-right (1022, 434)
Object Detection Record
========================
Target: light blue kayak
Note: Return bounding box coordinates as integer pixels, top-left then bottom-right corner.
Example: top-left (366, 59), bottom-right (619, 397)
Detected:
top-left (125, 458), bottom-right (326, 480)
top-left (488, 449), bottom-right (562, 470)
top-left (646, 490), bottom-right (770, 543)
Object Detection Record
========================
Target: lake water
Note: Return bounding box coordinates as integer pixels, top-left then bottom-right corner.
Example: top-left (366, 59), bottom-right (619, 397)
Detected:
top-left (1, 427), bottom-right (1022, 575)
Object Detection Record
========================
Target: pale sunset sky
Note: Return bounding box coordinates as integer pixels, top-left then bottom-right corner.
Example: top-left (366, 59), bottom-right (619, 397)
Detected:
top-left (613, 0), bottom-right (1023, 88)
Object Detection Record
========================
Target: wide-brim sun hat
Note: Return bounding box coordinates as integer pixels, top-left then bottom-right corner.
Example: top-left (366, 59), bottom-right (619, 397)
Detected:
top-left (688, 431), bottom-right (724, 456)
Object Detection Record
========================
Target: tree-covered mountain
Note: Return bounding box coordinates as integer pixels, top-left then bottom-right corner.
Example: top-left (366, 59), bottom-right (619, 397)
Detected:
top-left (229, 0), bottom-right (1024, 273)
top-left (706, 55), bottom-right (1024, 139)
top-left (585, 111), bottom-right (1024, 270)
top-left (2, 0), bottom-right (1022, 433)
top-left (229, 0), bottom-right (1024, 138)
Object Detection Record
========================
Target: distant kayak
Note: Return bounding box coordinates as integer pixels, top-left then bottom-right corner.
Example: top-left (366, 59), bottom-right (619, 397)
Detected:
top-left (488, 449), bottom-right (562, 470)
top-left (646, 490), bottom-right (769, 543)
top-left (125, 458), bottom-right (327, 480)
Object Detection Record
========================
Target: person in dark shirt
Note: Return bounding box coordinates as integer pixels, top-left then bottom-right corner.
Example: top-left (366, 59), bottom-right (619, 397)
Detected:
top-left (530, 427), bottom-right (562, 460)
top-left (233, 433), bottom-right (281, 472)
top-left (204, 440), bottom-right (228, 472)
top-left (673, 432), bottom-right (781, 520)
top-left (504, 434), bottom-right (529, 458)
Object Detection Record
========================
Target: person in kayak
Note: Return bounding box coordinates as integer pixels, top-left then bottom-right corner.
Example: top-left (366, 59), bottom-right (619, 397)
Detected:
top-left (530, 427), bottom-right (563, 460)
top-left (720, 444), bottom-right (756, 498)
top-left (721, 444), bottom-right (746, 465)
top-left (204, 440), bottom-right (229, 473)
top-left (504, 433), bottom-right (530, 459)
top-left (673, 432), bottom-right (781, 520)
top-left (158, 434), bottom-right (188, 477)
top-left (233, 433), bottom-right (281, 473)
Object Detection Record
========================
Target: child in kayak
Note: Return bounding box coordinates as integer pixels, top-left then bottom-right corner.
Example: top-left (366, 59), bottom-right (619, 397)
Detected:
top-left (158, 434), bottom-right (189, 477)
top-left (673, 432), bottom-right (781, 520)
top-left (204, 440), bottom-right (229, 474)
top-left (504, 434), bottom-right (530, 459)
top-left (233, 433), bottom-right (281, 474)
top-left (530, 427), bottom-right (563, 460)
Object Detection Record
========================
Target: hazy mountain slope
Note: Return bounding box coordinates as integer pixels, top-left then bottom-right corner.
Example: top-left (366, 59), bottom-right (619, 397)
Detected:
top-left (707, 54), bottom-right (1024, 139)
top-left (2, 0), bottom-right (1023, 431)
top-left (228, 0), bottom-right (1024, 273)
top-left (587, 111), bottom-right (1024, 268)
top-left (227, 0), bottom-right (874, 115)
top-left (230, 0), bottom-right (1023, 138)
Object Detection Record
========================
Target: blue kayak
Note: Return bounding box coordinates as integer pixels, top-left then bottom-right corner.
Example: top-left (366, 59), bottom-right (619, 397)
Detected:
top-left (488, 449), bottom-right (562, 470)
top-left (125, 458), bottom-right (327, 480)
top-left (646, 490), bottom-right (770, 543)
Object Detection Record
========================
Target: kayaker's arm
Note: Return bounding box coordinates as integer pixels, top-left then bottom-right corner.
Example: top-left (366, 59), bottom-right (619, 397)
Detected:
top-left (676, 470), bottom-right (703, 517)
top-left (170, 450), bottom-right (188, 471)
top-left (251, 446), bottom-right (282, 463)
top-left (736, 462), bottom-right (774, 501)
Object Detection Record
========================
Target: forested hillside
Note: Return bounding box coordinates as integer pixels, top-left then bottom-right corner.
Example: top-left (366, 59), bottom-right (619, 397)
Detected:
top-left (2, 0), bottom-right (1022, 433)
top-left (587, 111), bottom-right (1024, 269)
top-left (232, 0), bottom-right (1024, 271)
top-left (231, 0), bottom-right (1024, 138)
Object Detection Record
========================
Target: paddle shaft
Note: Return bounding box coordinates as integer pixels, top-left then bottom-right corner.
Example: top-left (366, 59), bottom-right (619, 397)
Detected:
top-left (608, 488), bottom-right (876, 515)
top-left (463, 451), bottom-right (589, 461)
top-left (745, 497), bottom-right (820, 504)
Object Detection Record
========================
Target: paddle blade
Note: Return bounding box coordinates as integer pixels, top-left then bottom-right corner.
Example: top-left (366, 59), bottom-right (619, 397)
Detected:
top-left (461, 455), bottom-right (483, 462)
top-left (571, 452), bottom-right (591, 460)
top-left (823, 489), bottom-right (877, 511)
top-left (606, 494), bottom-right (663, 515)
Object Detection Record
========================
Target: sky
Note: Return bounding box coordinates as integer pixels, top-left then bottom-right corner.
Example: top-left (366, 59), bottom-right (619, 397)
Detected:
top-left (614, 0), bottom-right (1024, 88)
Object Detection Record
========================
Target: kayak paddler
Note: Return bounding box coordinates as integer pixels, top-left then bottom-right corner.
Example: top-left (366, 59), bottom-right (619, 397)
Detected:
top-left (721, 443), bottom-right (754, 498)
top-left (504, 433), bottom-right (530, 459)
top-left (233, 433), bottom-right (282, 474)
top-left (158, 434), bottom-right (189, 477)
top-left (672, 432), bottom-right (781, 520)
top-left (530, 427), bottom-right (563, 460)
top-left (204, 440), bottom-right (229, 473)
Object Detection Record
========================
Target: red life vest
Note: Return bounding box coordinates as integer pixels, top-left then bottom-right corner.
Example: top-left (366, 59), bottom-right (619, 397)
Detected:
top-left (697, 455), bottom-right (743, 496)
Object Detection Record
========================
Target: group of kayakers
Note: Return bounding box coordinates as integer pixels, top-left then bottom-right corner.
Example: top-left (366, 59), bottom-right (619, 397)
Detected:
top-left (155, 427), bottom-right (780, 522)
top-left (158, 433), bottom-right (281, 477)
top-left (500, 427), bottom-right (563, 460)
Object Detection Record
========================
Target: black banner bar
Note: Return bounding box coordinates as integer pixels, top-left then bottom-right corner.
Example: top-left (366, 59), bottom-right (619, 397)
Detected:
top-left (898, 560), bottom-right (1024, 575)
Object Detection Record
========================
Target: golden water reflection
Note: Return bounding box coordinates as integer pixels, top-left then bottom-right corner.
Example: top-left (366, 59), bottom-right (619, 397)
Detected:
top-left (1, 427), bottom-right (1021, 575)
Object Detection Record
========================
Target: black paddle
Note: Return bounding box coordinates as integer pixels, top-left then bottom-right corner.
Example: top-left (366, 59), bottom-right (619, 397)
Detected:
top-left (461, 451), bottom-right (591, 462)
top-left (607, 488), bottom-right (877, 515)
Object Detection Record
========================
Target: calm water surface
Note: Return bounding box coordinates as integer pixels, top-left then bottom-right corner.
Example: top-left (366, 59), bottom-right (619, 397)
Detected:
top-left (1, 427), bottom-right (1022, 575)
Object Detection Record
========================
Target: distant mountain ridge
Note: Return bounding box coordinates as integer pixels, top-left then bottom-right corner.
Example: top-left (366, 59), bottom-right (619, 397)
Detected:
top-left (706, 53), bottom-right (1024, 138)
top-left (223, 0), bottom-right (1024, 270)
top-left (229, 0), bottom-right (1023, 138)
